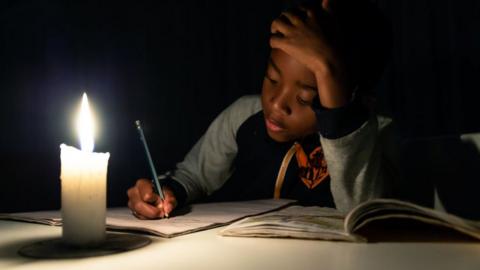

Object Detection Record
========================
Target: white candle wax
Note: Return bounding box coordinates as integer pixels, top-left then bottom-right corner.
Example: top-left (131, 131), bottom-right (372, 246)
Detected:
top-left (60, 144), bottom-right (110, 246)
top-left (60, 93), bottom-right (110, 247)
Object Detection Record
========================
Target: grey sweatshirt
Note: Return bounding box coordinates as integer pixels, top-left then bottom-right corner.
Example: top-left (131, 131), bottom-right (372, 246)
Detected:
top-left (165, 95), bottom-right (397, 212)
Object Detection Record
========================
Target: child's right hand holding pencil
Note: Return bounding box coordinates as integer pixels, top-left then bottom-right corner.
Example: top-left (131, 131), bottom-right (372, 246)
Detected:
top-left (127, 179), bottom-right (177, 219)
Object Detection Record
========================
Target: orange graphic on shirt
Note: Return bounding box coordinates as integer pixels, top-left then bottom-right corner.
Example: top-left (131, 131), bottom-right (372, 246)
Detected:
top-left (295, 143), bottom-right (329, 189)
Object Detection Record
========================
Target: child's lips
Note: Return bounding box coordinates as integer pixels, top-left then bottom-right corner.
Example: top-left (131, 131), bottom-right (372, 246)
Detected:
top-left (265, 117), bottom-right (286, 132)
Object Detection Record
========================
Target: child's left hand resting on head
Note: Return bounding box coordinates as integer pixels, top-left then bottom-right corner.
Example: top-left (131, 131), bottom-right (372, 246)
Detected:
top-left (269, 0), bottom-right (352, 109)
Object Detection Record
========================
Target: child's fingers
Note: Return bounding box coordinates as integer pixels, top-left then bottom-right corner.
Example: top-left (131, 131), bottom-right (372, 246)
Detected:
top-left (155, 200), bottom-right (166, 218)
top-left (131, 197), bottom-right (163, 219)
top-left (155, 188), bottom-right (177, 217)
top-left (269, 34), bottom-right (287, 51)
top-left (298, 5), bottom-right (316, 19)
top-left (128, 200), bottom-right (148, 220)
top-left (280, 11), bottom-right (303, 26)
top-left (136, 179), bottom-right (157, 203)
top-left (163, 203), bottom-right (174, 217)
top-left (156, 200), bottom-right (175, 218)
top-left (127, 182), bottom-right (163, 219)
top-left (271, 17), bottom-right (292, 36)
top-left (163, 189), bottom-right (178, 216)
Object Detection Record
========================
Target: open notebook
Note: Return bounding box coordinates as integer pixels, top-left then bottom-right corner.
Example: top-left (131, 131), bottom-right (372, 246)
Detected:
top-left (219, 198), bottom-right (480, 242)
top-left (0, 199), bottom-right (294, 238)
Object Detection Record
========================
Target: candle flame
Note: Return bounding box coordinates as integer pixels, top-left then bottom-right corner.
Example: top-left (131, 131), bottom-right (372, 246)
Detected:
top-left (77, 93), bottom-right (95, 152)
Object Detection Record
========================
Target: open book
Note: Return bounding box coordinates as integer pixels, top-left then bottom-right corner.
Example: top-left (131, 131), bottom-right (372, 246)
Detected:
top-left (0, 199), bottom-right (293, 238)
top-left (219, 198), bottom-right (480, 242)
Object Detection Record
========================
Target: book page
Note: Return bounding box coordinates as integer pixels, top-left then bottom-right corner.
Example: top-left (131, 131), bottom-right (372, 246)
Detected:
top-left (0, 210), bottom-right (62, 226)
top-left (219, 205), bottom-right (364, 242)
top-left (344, 198), bottom-right (480, 240)
top-left (0, 199), bottom-right (294, 238)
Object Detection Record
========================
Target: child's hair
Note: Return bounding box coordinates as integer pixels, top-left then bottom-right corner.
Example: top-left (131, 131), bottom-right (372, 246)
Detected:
top-left (282, 0), bottom-right (392, 100)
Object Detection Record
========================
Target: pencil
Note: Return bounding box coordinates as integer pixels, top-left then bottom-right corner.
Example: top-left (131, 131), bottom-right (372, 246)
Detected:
top-left (135, 120), bottom-right (169, 218)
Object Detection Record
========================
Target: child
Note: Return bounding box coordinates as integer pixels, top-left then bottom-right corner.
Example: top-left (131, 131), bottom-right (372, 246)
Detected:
top-left (127, 0), bottom-right (396, 219)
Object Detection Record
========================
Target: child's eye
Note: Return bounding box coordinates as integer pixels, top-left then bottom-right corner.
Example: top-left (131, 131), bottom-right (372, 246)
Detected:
top-left (265, 76), bottom-right (278, 84)
top-left (296, 96), bottom-right (311, 106)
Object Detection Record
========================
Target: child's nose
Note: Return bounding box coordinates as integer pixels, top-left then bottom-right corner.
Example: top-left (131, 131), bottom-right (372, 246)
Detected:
top-left (270, 90), bottom-right (292, 115)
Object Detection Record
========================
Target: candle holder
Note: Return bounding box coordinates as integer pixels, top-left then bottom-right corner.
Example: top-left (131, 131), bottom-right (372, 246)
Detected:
top-left (18, 144), bottom-right (152, 259)
top-left (18, 93), bottom-right (152, 258)
top-left (18, 232), bottom-right (152, 259)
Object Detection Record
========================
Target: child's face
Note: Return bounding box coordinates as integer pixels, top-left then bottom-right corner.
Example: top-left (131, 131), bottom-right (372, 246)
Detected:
top-left (261, 49), bottom-right (318, 143)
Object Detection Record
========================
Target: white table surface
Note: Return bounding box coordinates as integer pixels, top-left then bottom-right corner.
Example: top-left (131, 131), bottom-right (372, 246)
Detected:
top-left (1, 220), bottom-right (479, 270)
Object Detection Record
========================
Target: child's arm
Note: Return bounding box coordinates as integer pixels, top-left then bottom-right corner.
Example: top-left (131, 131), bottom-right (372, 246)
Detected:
top-left (168, 96), bottom-right (262, 205)
top-left (320, 116), bottom-right (397, 212)
top-left (269, 1), bottom-right (397, 211)
top-left (126, 96), bottom-right (261, 219)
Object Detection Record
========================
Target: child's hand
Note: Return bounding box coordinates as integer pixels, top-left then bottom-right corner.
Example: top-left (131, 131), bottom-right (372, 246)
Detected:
top-left (127, 179), bottom-right (177, 219)
top-left (270, 0), bottom-right (352, 108)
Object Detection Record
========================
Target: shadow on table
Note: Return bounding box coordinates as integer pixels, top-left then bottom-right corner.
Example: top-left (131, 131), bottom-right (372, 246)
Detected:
top-left (171, 205), bottom-right (192, 217)
top-left (396, 133), bottom-right (480, 220)
top-left (0, 236), bottom-right (55, 264)
top-left (357, 218), bottom-right (478, 243)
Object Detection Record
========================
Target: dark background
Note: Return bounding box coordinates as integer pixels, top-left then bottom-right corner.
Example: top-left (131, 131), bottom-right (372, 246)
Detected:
top-left (1, 1), bottom-right (479, 217)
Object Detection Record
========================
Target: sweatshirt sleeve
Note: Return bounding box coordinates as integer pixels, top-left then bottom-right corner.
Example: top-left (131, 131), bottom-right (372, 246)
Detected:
top-left (315, 95), bottom-right (369, 139)
top-left (320, 115), bottom-right (398, 212)
top-left (167, 95), bottom-right (262, 204)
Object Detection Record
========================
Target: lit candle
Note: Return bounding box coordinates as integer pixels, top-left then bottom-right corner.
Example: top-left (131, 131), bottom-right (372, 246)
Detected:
top-left (60, 93), bottom-right (110, 247)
